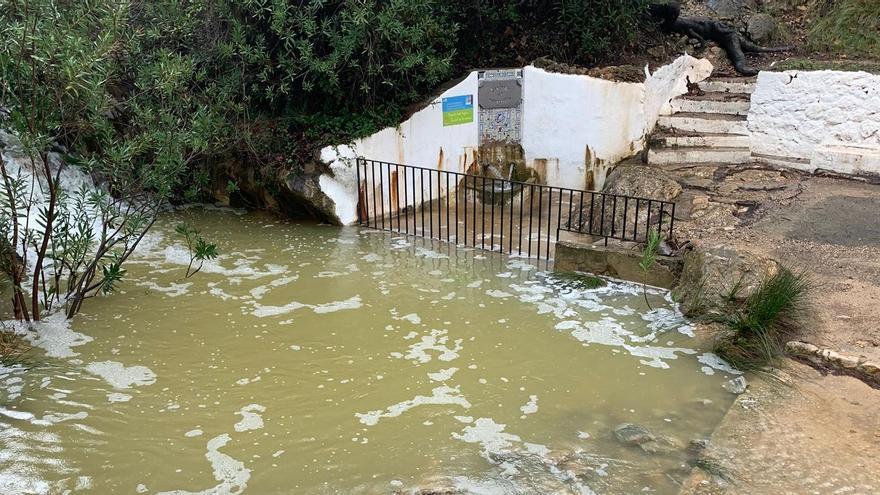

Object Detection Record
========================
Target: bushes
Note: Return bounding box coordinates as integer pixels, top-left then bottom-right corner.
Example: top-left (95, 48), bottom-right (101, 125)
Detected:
top-left (712, 268), bottom-right (812, 370)
top-left (454, 0), bottom-right (652, 68)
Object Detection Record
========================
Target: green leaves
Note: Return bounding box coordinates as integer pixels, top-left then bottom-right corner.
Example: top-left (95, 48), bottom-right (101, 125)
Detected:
top-left (176, 222), bottom-right (219, 278)
top-left (99, 260), bottom-right (126, 294)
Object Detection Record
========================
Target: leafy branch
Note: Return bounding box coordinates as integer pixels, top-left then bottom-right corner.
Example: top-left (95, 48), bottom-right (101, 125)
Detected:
top-left (175, 223), bottom-right (218, 279)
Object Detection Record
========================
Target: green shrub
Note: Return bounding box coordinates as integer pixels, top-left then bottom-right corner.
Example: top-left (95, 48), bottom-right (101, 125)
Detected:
top-left (713, 268), bottom-right (812, 370)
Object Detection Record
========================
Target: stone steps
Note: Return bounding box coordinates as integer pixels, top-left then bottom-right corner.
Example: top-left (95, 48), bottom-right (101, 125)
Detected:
top-left (697, 78), bottom-right (757, 95)
top-left (648, 146), bottom-right (752, 165)
top-left (652, 132), bottom-right (751, 148)
top-left (670, 95), bottom-right (752, 116)
top-left (657, 112), bottom-right (748, 135)
top-left (648, 77), bottom-right (755, 167)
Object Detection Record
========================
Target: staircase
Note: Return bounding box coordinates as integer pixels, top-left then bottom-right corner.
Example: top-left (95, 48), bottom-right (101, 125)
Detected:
top-left (648, 78), bottom-right (756, 166)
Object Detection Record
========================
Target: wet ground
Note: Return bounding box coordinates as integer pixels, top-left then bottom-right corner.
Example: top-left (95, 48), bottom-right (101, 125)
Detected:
top-left (658, 163), bottom-right (880, 494)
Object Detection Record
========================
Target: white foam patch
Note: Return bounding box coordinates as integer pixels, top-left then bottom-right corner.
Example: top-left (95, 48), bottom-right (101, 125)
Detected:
top-left (698, 353), bottom-right (741, 375)
top-left (137, 280), bottom-right (192, 297)
top-left (233, 404), bottom-right (266, 432)
top-left (452, 417), bottom-right (521, 454)
top-left (427, 367), bottom-right (459, 382)
top-left (313, 296), bottom-right (362, 314)
top-left (519, 395), bottom-right (538, 416)
top-left (486, 290), bottom-right (513, 299)
top-left (250, 295), bottom-right (361, 317)
top-left (163, 244), bottom-right (287, 280)
top-left (398, 313), bottom-right (422, 325)
top-left (355, 386), bottom-right (471, 426)
top-left (185, 429), bottom-right (204, 438)
top-left (396, 329), bottom-right (463, 364)
top-left (157, 434), bottom-right (250, 495)
top-left (85, 361), bottom-right (156, 389)
top-left (248, 275), bottom-right (299, 300)
top-left (414, 247), bottom-right (448, 259)
top-left (14, 313), bottom-right (93, 358)
top-left (107, 393), bottom-right (132, 403)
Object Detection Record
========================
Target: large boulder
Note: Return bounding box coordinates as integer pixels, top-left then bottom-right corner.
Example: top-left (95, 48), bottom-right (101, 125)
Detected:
top-left (746, 13), bottom-right (779, 44)
top-left (569, 164), bottom-right (682, 240)
top-left (673, 246), bottom-right (779, 316)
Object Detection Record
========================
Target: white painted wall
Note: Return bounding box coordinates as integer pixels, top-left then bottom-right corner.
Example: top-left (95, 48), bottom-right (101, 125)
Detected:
top-left (319, 73), bottom-right (479, 225)
top-left (749, 70), bottom-right (880, 175)
top-left (523, 55), bottom-right (712, 190)
top-left (320, 55), bottom-right (712, 225)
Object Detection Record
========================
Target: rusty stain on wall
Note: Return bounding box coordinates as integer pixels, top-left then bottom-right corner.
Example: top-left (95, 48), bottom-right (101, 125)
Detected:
top-left (390, 170), bottom-right (399, 209)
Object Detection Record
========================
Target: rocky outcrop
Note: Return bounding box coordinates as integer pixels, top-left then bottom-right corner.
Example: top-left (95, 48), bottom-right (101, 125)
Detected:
top-left (210, 158), bottom-right (340, 223)
top-left (786, 341), bottom-right (880, 387)
top-left (673, 245), bottom-right (778, 316)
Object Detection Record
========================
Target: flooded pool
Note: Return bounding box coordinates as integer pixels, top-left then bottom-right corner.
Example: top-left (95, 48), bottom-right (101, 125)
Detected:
top-left (0, 209), bottom-right (739, 494)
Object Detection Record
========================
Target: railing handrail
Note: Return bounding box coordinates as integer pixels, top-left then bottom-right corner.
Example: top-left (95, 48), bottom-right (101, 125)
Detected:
top-left (357, 158), bottom-right (676, 207)
top-left (355, 157), bottom-right (676, 261)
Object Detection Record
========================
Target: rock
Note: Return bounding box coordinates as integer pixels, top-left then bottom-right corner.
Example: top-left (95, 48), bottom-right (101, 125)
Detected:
top-left (723, 376), bottom-right (748, 394)
top-left (614, 423), bottom-right (655, 445)
top-left (673, 246), bottom-right (779, 316)
top-left (603, 164), bottom-right (683, 201)
top-left (746, 13), bottom-right (778, 44)
top-left (707, 0), bottom-right (757, 18)
top-left (688, 438), bottom-right (711, 455)
top-left (614, 423), bottom-right (683, 455)
top-left (210, 158), bottom-right (340, 223)
top-left (785, 341), bottom-right (880, 385)
top-left (570, 164), bottom-right (681, 238)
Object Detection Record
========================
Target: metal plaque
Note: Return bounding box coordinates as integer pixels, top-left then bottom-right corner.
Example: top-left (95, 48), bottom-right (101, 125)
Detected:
top-left (478, 79), bottom-right (522, 109)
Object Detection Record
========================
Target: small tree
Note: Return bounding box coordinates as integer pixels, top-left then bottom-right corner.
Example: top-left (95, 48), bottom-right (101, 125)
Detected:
top-left (0, 0), bottom-right (221, 320)
top-left (175, 223), bottom-right (219, 279)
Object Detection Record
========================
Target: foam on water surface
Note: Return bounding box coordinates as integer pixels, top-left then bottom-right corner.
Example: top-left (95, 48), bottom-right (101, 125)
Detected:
top-left (0, 210), bottom-right (738, 494)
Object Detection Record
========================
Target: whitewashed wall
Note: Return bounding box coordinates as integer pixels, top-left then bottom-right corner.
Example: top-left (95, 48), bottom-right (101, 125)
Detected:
top-left (523, 55), bottom-right (712, 190)
top-left (749, 70), bottom-right (880, 175)
top-left (320, 73), bottom-right (479, 225)
top-left (320, 55), bottom-right (712, 225)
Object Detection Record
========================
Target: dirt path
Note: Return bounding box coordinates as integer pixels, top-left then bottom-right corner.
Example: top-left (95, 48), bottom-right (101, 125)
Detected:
top-left (656, 163), bottom-right (880, 493)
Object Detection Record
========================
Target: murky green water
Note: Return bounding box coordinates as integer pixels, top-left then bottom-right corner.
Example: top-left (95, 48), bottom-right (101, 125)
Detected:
top-left (1, 209), bottom-right (739, 494)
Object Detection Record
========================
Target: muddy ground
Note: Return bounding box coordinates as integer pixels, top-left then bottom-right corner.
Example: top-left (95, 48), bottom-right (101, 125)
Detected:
top-left (662, 163), bottom-right (880, 493)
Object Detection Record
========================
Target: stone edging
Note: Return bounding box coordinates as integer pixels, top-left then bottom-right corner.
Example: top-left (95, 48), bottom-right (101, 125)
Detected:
top-left (785, 341), bottom-right (880, 388)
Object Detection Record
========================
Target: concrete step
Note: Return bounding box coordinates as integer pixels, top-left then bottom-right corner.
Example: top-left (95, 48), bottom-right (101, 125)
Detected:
top-left (671, 95), bottom-right (752, 116)
top-left (698, 78), bottom-right (756, 94)
top-left (652, 132), bottom-right (750, 148)
top-left (648, 146), bottom-right (751, 165)
top-left (658, 112), bottom-right (748, 135)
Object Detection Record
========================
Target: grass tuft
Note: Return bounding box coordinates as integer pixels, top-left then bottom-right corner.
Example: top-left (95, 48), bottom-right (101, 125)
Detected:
top-left (712, 268), bottom-right (812, 370)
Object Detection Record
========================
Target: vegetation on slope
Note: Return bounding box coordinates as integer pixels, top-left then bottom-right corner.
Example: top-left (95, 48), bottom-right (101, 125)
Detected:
top-left (807, 0), bottom-right (880, 58)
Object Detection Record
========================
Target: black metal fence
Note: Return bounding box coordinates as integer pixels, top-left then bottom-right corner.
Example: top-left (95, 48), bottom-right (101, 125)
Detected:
top-left (356, 158), bottom-right (675, 261)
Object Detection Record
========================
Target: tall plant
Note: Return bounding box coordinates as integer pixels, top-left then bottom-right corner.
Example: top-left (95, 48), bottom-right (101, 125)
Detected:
top-left (639, 229), bottom-right (662, 310)
top-left (0, 0), bottom-right (218, 320)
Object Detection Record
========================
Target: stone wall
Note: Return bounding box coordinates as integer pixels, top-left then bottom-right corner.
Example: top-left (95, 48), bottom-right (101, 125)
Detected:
top-left (319, 55), bottom-right (712, 225)
top-left (749, 70), bottom-right (880, 176)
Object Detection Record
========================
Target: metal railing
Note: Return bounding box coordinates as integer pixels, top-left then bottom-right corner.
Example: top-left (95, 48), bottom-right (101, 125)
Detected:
top-left (355, 158), bottom-right (675, 261)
